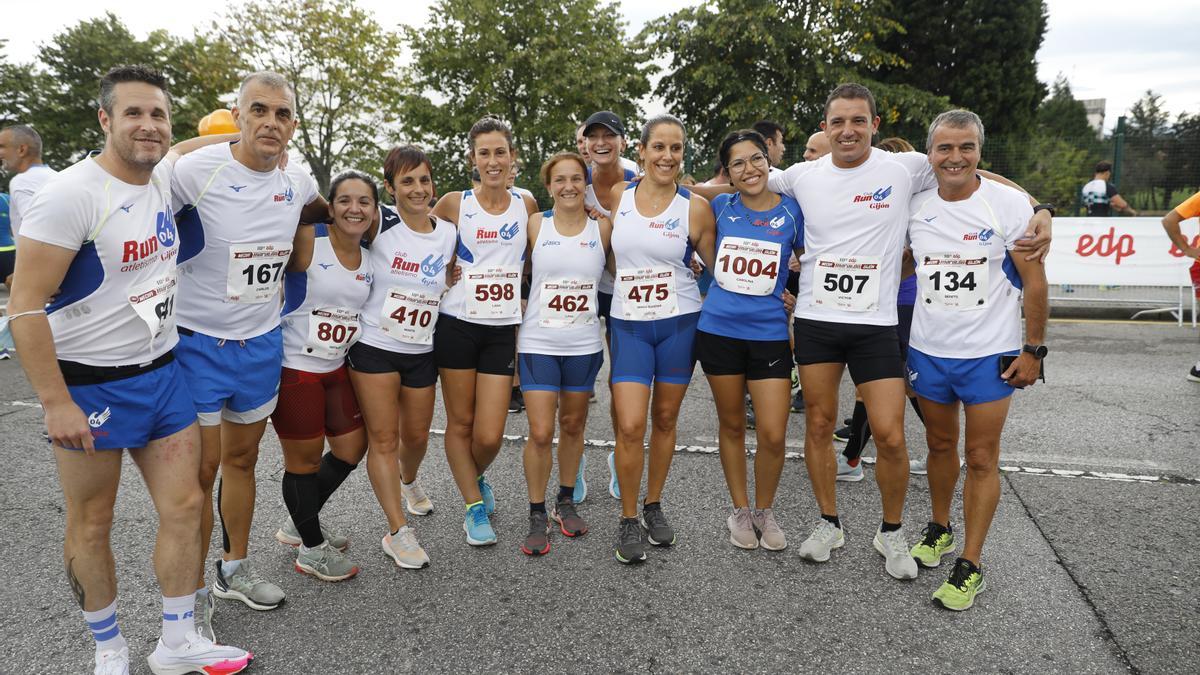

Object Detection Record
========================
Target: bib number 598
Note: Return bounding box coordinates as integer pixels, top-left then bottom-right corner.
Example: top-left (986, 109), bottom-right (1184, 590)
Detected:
top-left (474, 283), bottom-right (514, 302)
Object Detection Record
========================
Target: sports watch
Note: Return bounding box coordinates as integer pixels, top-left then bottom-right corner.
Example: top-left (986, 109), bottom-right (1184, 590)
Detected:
top-left (1022, 344), bottom-right (1048, 359)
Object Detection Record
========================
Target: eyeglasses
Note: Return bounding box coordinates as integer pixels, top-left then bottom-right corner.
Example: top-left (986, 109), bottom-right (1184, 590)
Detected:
top-left (728, 153), bottom-right (768, 174)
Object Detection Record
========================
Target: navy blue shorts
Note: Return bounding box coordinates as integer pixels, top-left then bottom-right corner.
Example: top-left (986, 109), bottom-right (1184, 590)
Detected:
top-left (518, 351), bottom-right (604, 393)
top-left (175, 326), bottom-right (283, 426)
top-left (608, 313), bottom-right (698, 386)
top-left (62, 357), bottom-right (195, 451)
top-left (907, 348), bottom-right (1018, 406)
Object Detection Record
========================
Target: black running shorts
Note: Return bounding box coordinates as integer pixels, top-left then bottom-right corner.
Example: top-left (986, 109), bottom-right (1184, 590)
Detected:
top-left (695, 330), bottom-right (792, 380)
top-left (792, 317), bottom-right (903, 384)
top-left (433, 315), bottom-right (517, 376)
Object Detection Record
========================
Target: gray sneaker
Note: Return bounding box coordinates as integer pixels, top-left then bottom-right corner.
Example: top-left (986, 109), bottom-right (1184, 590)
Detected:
top-left (753, 508), bottom-right (787, 551)
top-left (195, 591), bottom-right (215, 643)
top-left (640, 503), bottom-right (676, 546)
top-left (382, 526), bottom-right (430, 569)
top-left (727, 507), bottom-right (759, 549)
top-left (212, 559), bottom-right (285, 610)
top-left (295, 542), bottom-right (360, 582)
top-left (873, 526), bottom-right (918, 580)
top-left (797, 519), bottom-right (844, 562)
top-left (401, 478), bottom-right (434, 516)
top-left (275, 516), bottom-right (349, 551)
top-left (909, 457), bottom-right (964, 476)
top-left (836, 454), bottom-right (864, 482)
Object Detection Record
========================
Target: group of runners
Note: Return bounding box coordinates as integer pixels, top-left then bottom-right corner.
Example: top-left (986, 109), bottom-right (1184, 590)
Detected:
top-left (8, 65), bottom-right (1061, 675)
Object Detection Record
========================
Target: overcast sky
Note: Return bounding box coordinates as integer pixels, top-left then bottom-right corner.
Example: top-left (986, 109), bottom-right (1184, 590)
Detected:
top-left (3, 0), bottom-right (1196, 131)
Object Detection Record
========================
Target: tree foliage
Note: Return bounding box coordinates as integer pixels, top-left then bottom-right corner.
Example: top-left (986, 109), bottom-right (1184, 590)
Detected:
top-left (873, 0), bottom-right (1047, 140)
top-left (216, 0), bottom-right (407, 193)
top-left (401, 0), bottom-right (653, 200)
top-left (640, 0), bottom-right (949, 164)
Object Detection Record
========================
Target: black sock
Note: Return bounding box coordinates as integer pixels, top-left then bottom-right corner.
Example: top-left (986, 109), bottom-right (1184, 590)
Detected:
top-left (821, 513), bottom-right (841, 528)
top-left (282, 471), bottom-right (324, 548)
top-left (316, 453), bottom-right (357, 511)
top-left (530, 501), bottom-right (546, 514)
top-left (557, 485), bottom-right (574, 502)
top-left (908, 396), bottom-right (925, 423)
top-left (881, 520), bottom-right (902, 533)
top-left (843, 400), bottom-right (871, 461)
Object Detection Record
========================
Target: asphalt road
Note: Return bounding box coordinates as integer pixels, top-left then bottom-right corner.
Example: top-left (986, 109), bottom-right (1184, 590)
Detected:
top-left (0, 318), bottom-right (1196, 674)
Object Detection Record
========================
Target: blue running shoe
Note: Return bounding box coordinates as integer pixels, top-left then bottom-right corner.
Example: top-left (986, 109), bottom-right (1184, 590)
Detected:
top-left (607, 451), bottom-right (620, 499)
top-left (478, 475), bottom-right (495, 515)
top-left (463, 503), bottom-right (496, 546)
top-left (573, 454), bottom-right (588, 504)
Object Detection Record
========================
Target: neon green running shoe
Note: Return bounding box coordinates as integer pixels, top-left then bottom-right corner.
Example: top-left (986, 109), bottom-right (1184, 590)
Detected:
top-left (910, 522), bottom-right (955, 568)
top-left (932, 558), bottom-right (986, 611)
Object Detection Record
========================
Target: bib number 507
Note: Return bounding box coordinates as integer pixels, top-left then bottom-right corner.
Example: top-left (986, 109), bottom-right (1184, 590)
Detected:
top-left (822, 273), bottom-right (870, 294)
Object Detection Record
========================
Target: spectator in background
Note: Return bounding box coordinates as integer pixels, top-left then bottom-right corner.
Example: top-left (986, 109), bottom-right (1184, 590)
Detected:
top-left (1082, 160), bottom-right (1137, 217)
top-left (0, 191), bottom-right (12, 359)
top-left (803, 130), bottom-right (831, 161)
top-left (575, 123), bottom-right (590, 162)
top-left (0, 124), bottom-right (57, 238)
top-left (878, 137), bottom-right (915, 153)
top-left (753, 119), bottom-right (786, 171)
top-left (1160, 190), bottom-right (1200, 382)
top-left (703, 161), bottom-right (729, 186)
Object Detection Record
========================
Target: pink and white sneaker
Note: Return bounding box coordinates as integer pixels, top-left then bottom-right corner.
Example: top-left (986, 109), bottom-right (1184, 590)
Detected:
top-left (146, 631), bottom-right (252, 674)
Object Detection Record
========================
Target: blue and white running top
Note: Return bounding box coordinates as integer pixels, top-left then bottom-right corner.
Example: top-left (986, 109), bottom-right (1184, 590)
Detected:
top-left (280, 226), bottom-right (372, 373)
top-left (359, 205), bottom-right (457, 355)
top-left (699, 192), bottom-right (804, 342)
top-left (439, 189), bottom-right (527, 326)
top-left (20, 158), bottom-right (179, 366)
top-left (585, 166), bottom-right (636, 296)
top-left (172, 142), bottom-right (319, 340)
top-left (908, 177), bottom-right (1032, 359)
top-left (609, 184), bottom-right (700, 320)
top-left (519, 212), bottom-right (606, 356)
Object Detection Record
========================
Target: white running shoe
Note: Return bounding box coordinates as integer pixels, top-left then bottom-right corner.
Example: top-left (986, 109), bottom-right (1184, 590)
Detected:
top-left (873, 526), bottom-right (918, 580)
top-left (909, 457), bottom-right (965, 475)
top-left (146, 631), bottom-right (252, 675)
top-left (383, 526), bottom-right (430, 569)
top-left (797, 519), bottom-right (844, 562)
top-left (401, 478), bottom-right (434, 516)
top-left (94, 646), bottom-right (130, 675)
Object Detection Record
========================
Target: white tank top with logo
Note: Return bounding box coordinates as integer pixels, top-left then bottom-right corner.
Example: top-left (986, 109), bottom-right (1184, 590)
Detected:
top-left (280, 231), bottom-right (371, 373)
top-left (519, 213), bottom-right (606, 356)
top-left (609, 184), bottom-right (700, 321)
top-left (438, 189), bottom-right (527, 326)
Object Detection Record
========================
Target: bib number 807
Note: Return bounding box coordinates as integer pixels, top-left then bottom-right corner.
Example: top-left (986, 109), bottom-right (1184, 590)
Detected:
top-left (474, 283), bottom-right (515, 302)
top-left (316, 322), bottom-right (357, 344)
top-left (822, 273), bottom-right (870, 294)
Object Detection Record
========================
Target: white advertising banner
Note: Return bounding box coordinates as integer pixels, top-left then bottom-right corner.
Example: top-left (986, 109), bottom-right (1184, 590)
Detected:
top-left (1043, 217), bottom-right (1200, 286)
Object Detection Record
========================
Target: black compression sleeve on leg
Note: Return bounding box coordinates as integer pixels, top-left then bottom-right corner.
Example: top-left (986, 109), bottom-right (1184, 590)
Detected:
top-left (842, 400), bottom-right (871, 462)
top-left (282, 471), bottom-right (324, 548)
top-left (908, 395), bottom-right (925, 424)
top-left (315, 452), bottom-right (357, 510)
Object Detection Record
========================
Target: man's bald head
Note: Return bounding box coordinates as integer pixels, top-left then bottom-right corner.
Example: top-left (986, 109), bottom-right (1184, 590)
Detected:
top-left (803, 131), bottom-right (830, 161)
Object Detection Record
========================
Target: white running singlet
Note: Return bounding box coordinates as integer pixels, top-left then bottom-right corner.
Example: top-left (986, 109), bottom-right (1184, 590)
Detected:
top-left (584, 167), bottom-right (636, 295)
top-left (280, 231), bottom-right (372, 373)
top-left (768, 150), bottom-right (936, 326)
top-left (609, 184), bottom-right (701, 320)
top-left (438, 189), bottom-right (527, 326)
top-left (172, 142), bottom-right (319, 340)
top-left (9, 164), bottom-right (58, 238)
top-left (908, 178), bottom-right (1032, 358)
top-left (359, 205), bottom-right (457, 355)
top-left (20, 158), bottom-right (179, 366)
top-left (519, 212), bottom-right (606, 356)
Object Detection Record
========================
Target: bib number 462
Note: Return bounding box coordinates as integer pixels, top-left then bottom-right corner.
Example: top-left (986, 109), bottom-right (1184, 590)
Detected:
top-left (822, 273), bottom-right (870, 294)
top-left (627, 283), bottom-right (669, 302)
top-left (547, 294), bottom-right (589, 312)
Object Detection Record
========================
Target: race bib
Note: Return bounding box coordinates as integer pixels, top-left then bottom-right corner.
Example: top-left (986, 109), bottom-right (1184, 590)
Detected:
top-left (304, 306), bottom-right (361, 359)
top-left (465, 265), bottom-right (521, 319)
top-left (917, 252), bottom-right (990, 310)
top-left (226, 241), bottom-right (291, 304)
top-left (714, 237), bottom-right (782, 296)
top-left (539, 278), bottom-right (598, 328)
top-left (127, 272), bottom-right (177, 345)
top-left (381, 288), bottom-right (440, 345)
top-left (616, 266), bottom-right (678, 320)
top-left (811, 254), bottom-right (881, 312)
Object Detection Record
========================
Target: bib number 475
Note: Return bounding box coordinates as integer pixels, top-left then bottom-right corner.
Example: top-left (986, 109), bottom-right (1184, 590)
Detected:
top-left (627, 283), bottom-right (669, 302)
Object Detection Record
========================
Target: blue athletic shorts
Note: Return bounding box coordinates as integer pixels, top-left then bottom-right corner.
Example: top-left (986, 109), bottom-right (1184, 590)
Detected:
top-left (907, 347), bottom-right (1018, 406)
top-left (608, 313), bottom-right (698, 386)
top-left (64, 358), bottom-right (195, 451)
top-left (175, 326), bottom-right (283, 426)
top-left (518, 351), bottom-right (604, 393)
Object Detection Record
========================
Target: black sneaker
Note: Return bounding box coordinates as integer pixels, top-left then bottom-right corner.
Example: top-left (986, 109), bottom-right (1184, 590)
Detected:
top-left (790, 392), bottom-right (806, 413)
top-left (614, 517), bottom-right (646, 564)
top-left (508, 387), bottom-right (525, 413)
top-left (1188, 364), bottom-right (1200, 383)
top-left (832, 417), bottom-right (852, 443)
top-left (520, 510), bottom-right (550, 556)
top-left (640, 502), bottom-right (676, 546)
top-left (552, 496), bottom-right (588, 537)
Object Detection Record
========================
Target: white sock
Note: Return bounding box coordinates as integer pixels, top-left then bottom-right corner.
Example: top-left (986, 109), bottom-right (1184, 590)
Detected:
top-left (220, 558), bottom-right (243, 577)
top-left (83, 599), bottom-right (126, 654)
top-left (161, 593), bottom-right (197, 649)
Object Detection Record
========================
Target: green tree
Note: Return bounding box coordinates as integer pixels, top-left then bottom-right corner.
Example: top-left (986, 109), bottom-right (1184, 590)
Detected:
top-left (401, 0), bottom-right (653, 201)
top-left (1037, 75), bottom-right (1094, 141)
top-left (641, 0), bottom-right (948, 164)
top-left (874, 0), bottom-right (1047, 140)
top-left (216, 0), bottom-right (407, 192)
top-left (1123, 90), bottom-right (1172, 209)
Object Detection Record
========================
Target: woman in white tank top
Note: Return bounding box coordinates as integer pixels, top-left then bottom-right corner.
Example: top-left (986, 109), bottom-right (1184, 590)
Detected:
top-left (515, 152), bottom-right (612, 555)
top-left (605, 115), bottom-right (716, 564)
top-left (430, 116), bottom-right (539, 546)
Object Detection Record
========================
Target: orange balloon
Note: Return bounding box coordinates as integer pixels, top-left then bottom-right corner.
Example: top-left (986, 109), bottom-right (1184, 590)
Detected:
top-left (198, 109), bottom-right (238, 136)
